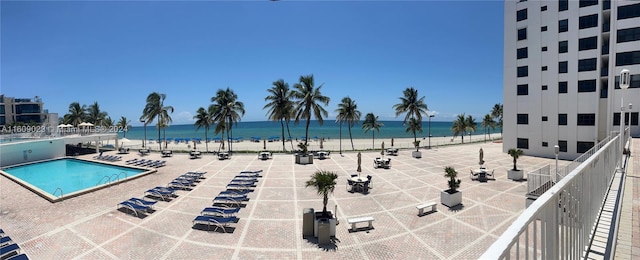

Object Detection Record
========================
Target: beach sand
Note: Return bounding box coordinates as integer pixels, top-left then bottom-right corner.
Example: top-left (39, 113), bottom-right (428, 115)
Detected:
top-left (116, 133), bottom-right (503, 152)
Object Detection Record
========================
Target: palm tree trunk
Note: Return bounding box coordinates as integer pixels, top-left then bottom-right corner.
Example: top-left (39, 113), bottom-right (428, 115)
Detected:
top-left (348, 124), bottom-right (354, 150)
top-left (413, 129), bottom-right (418, 151)
top-left (286, 120), bottom-right (294, 151)
top-left (163, 127), bottom-right (167, 149)
top-left (158, 127), bottom-right (161, 151)
top-left (322, 192), bottom-right (328, 217)
top-left (205, 127), bottom-right (209, 152)
top-left (372, 132), bottom-right (375, 149)
top-left (304, 116), bottom-right (311, 148)
top-left (280, 119), bottom-right (285, 151)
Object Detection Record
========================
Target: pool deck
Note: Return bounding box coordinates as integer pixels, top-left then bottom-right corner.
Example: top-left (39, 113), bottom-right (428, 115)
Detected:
top-left (1, 141), bottom-right (569, 259)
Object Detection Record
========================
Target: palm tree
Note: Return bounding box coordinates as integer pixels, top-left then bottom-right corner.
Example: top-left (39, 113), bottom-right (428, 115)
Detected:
top-left (211, 87), bottom-right (245, 153)
top-left (140, 92), bottom-right (174, 151)
top-left (480, 114), bottom-right (496, 142)
top-left (292, 74), bottom-right (330, 149)
top-left (405, 118), bottom-right (423, 151)
top-left (194, 106), bottom-right (214, 152)
top-left (335, 97), bottom-right (361, 150)
top-left (63, 102), bottom-right (86, 126)
top-left (86, 101), bottom-right (108, 126)
top-left (451, 114), bottom-right (467, 143)
top-left (508, 148), bottom-right (524, 171)
top-left (116, 116), bottom-right (132, 137)
top-left (465, 115), bottom-right (477, 142)
top-left (491, 103), bottom-right (503, 134)
top-left (264, 79), bottom-right (294, 151)
top-left (362, 113), bottom-right (384, 149)
top-left (393, 87), bottom-right (428, 146)
top-left (305, 170), bottom-right (339, 218)
top-left (102, 116), bottom-right (114, 127)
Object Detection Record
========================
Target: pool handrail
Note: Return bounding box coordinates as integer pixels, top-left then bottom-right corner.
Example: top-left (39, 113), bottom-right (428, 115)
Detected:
top-left (52, 187), bottom-right (64, 199)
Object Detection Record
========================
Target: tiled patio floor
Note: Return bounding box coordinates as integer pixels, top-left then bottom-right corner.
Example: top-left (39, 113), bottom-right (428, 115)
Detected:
top-left (1, 141), bottom-right (570, 259)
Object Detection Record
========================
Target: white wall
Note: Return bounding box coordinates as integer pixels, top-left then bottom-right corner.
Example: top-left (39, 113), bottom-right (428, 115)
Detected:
top-left (0, 138), bottom-right (65, 167)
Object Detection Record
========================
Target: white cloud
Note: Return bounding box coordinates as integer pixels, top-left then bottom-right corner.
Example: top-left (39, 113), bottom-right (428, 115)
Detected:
top-left (172, 111), bottom-right (194, 125)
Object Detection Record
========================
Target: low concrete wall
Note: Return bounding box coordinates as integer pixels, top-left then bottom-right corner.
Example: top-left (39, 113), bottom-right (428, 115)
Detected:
top-left (0, 138), bottom-right (65, 167)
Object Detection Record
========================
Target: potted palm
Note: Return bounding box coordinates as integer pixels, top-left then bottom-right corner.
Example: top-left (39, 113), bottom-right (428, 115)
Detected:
top-left (295, 142), bottom-right (313, 165)
top-left (507, 148), bottom-right (524, 180)
top-left (441, 166), bottom-right (462, 207)
top-left (305, 170), bottom-right (338, 241)
top-left (412, 140), bottom-right (422, 158)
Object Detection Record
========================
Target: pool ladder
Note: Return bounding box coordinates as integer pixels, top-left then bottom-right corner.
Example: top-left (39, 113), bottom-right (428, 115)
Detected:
top-left (96, 171), bottom-right (129, 186)
top-left (52, 187), bottom-right (64, 199)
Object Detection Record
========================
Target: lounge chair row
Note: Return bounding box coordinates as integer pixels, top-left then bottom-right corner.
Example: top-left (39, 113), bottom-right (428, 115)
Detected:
top-left (0, 229), bottom-right (29, 260)
top-left (93, 152), bottom-right (122, 162)
top-left (193, 170), bottom-right (262, 233)
top-left (125, 159), bottom-right (166, 168)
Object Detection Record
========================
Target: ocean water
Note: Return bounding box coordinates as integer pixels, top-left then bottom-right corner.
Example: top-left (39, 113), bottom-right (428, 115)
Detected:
top-left (120, 120), bottom-right (501, 141)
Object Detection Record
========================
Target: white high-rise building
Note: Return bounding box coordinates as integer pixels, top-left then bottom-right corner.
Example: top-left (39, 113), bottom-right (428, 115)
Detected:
top-left (504, 0), bottom-right (640, 159)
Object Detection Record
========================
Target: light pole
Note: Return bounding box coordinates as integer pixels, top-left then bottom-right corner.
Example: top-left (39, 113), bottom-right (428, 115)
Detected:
top-left (338, 113), bottom-right (343, 156)
top-left (428, 114), bottom-right (435, 149)
top-left (140, 119), bottom-right (147, 148)
top-left (554, 145), bottom-right (559, 177)
top-left (619, 69), bottom-right (630, 170)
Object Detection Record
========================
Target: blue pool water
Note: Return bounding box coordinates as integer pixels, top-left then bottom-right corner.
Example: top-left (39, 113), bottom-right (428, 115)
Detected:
top-left (3, 158), bottom-right (145, 197)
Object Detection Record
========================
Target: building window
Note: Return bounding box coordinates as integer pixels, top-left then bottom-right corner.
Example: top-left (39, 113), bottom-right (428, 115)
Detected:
top-left (517, 138), bottom-right (529, 149)
top-left (579, 36), bottom-right (598, 50)
top-left (559, 114), bottom-right (568, 125)
top-left (559, 41), bottom-right (568, 53)
top-left (541, 6), bottom-right (547, 11)
top-left (517, 84), bottom-right (528, 95)
top-left (577, 113), bottom-right (596, 125)
top-left (559, 82), bottom-right (568, 93)
top-left (542, 85), bottom-right (548, 90)
top-left (577, 141), bottom-right (595, 153)
top-left (517, 66), bottom-right (528, 77)
top-left (613, 112), bottom-right (640, 126)
top-left (541, 26), bottom-right (548, 32)
top-left (542, 142), bottom-right (549, 147)
top-left (617, 27), bottom-right (640, 43)
top-left (618, 3), bottom-right (640, 20)
top-left (578, 79), bottom-right (597, 92)
top-left (517, 47), bottom-right (528, 59)
top-left (518, 28), bottom-right (527, 41)
top-left (615, 74), bottom-right (640, 89)
top-left (517, 9), bottom-right (528, 22)
top-left (559, 19), bottom-right (569, 32)
top-left (578, 58), bottom-right (597, 72)
top-left (559, 61), bottom-right (568, 73)
top-left (579, 14), bottom-right (598, 29)
top-left (542, 66), bottom-right (548, 71)
top-left (558, 140), bottom-right (568, 152)
top-left (601, 84), bottom-right (608, 98)
top-left (579, 0), bottom-right (598, 8)
top-left (542, 46), bottom-right (548, 52)
top-left (517, 114), bottom-right (529, 124)
top-left (559, 0), bottom-right (568, 11)
top-left (542, 116), bottom-right (548, 121)
top-left (616, 51), bottom-right (640, 66)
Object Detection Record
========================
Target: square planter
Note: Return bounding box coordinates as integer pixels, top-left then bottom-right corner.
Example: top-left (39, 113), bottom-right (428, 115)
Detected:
top-left (313, 211), bottom-right (336, 238)
top-left (440, 190), bottom-right (462, 208)
top-left (507, 169), bottom-right (523, 180)
top-left (295, 154), bottom-right (314, 165)
top-left (412, 151), bottom-right (422, 158)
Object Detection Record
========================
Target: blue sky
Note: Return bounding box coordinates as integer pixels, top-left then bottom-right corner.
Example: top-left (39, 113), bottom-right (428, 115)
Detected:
top-left (1, 1), bottom-right (504, 126)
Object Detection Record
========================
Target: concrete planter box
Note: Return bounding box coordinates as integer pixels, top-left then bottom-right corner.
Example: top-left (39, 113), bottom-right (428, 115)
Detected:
top-left (507, 169), bottom-right (523, 180)
top-left (441, 190), bottom-right (462, 208)
top-left (295, 154), bottom-right (314, 165)
top-left (313, 211), bottom-right (336, 238)
top-left (412, 151), bottom-right (422, 158)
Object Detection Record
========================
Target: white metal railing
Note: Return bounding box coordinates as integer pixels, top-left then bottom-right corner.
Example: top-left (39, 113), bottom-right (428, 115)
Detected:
top-left (481, 134), bottom-right (621, 259)
top-left (526, 165), bottom-right (552, 196)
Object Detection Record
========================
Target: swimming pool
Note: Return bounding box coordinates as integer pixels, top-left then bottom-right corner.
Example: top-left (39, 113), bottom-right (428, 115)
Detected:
top-left (1, 158), bottom-right (153, 202)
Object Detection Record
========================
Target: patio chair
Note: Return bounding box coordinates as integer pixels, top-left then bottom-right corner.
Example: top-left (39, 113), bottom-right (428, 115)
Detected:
top-left (128, 197), bottom-right (157, 208)
top-left (201, 207), bottom-right (241, 217)
top-left (347, 180), bottom-right (355, 192)
top-left (350, 174), bottom-right (358, 178)
top-left (0, 236), bottom-right (12, 247)
top-left (362, 181), bottom-right (370, 193)
top-left (118, 201), bottom-right (151, 217)
top-left (0, 243), bottom-right (21, 259)
top-left (486, 169), bottom-right (495, 179)
top-left (219, 190), bottom-right (250, 198)
top-left (192, 215), bottom-right (237, 233)
top-left (212, 196), bottom-right (243, 207)
top-left (470, 169), bottom-right (479, 180)
top-left (366, 175), bottom-right (373, 188)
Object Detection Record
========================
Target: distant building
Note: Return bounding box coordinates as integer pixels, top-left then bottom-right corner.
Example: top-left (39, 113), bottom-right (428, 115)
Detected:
top-left (0, 95), bottom-right (47, 125)
top-left (503, 0), bottom-right (640, 159)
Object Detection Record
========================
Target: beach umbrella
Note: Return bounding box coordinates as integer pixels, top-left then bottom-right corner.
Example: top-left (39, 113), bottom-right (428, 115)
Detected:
top-left (263, 139), bottom-right (266, 150)
top-left (479, 148), bottom-right (484, 165)
top-left (391, 138), bottom-right (394, 147)
top-left (381, 141), bottom-right (385, 157)
top-left (357, 152), bottom-right (362, 176)
top-left (320, 138), bottom-right (324, 150)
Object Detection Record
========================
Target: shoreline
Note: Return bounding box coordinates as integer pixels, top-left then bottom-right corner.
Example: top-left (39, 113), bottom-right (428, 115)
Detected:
top-left (114, 133), bottom-right (503, 152)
